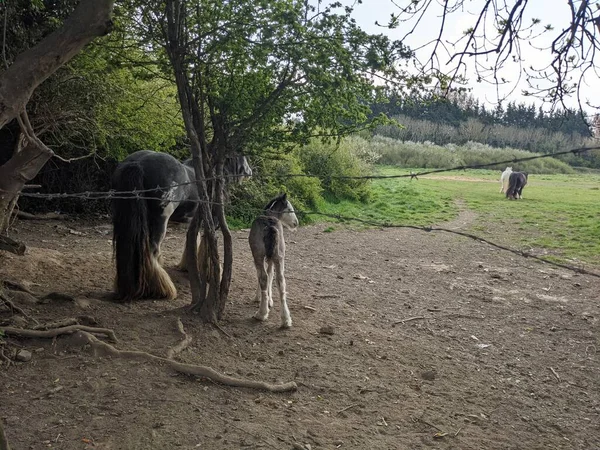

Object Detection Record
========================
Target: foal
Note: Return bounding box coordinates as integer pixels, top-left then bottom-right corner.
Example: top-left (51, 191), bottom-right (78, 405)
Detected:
top-left (249, 193), bottom-right (299, 328)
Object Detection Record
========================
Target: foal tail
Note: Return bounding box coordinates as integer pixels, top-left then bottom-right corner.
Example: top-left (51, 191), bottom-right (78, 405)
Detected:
top-left (112, 163), bottom-right (151, 300)
top-left (265, 224), bottom-right (279, 259)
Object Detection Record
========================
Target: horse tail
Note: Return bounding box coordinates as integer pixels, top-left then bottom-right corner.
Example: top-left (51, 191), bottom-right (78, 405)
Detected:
top-left (264, 224), bottom-right (279, 259)
top-left (112, 162), bottom-right (150, 300)
top-left (506, 173), bottom-right (515, 199)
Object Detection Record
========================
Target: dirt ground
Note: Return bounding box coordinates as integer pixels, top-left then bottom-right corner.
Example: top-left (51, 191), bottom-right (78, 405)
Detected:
top-left (1, 212), bottom-right (599, 450)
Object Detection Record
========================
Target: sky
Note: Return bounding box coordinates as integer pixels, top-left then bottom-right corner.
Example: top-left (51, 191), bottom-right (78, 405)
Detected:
top-left (342, 0), bottom-right (599, 113)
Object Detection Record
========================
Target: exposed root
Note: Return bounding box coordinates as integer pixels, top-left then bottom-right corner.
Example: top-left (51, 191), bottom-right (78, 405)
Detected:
top-left (32, 318), bottom-right (79, 330)
top-left (0, 235), bottom-right (25, 255)
top-left (166, 318), bottom-right (192, 359)
top-left (0, 325), bottom-right (118, 343)
top-left (0, 419), bottom-right (11, 450)
top-left (0, 292), bottom-right (39, 325)
top-left (2, 281), bottom-right (34, 295)
top-left (73, 331), bottom-right (297, 392)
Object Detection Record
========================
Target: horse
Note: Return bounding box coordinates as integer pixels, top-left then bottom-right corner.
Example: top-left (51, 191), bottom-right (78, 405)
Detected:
top-left (249, 193), bottom-right (299, 328)
top-left (111, 150), bottom-right (252, 301)
top-left (506, 171), bottom-right (528, 200)
top-left (499, 166), bottom-right (513, 193)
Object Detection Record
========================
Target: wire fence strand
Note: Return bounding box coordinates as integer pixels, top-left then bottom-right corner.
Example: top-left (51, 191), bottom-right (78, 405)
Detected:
top-left (2, 144), bottom-right (600, 279)
top-left (3, 144), bottom-right (600, 200)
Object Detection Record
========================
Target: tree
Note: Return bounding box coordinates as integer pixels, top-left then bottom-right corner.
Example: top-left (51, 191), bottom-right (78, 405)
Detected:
top-left (0, 0), bottom-right (115, 235)
top-left (127, 0), bottom-right (418, 322)
top-left (384, 0), bottom-right (600, 112)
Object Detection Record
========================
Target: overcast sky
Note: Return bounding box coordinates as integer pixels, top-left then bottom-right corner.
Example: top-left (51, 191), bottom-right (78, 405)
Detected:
top-left (343, 0), bottom-right (598, 112)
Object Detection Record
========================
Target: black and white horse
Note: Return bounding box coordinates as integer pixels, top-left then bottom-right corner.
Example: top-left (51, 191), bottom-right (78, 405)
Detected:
top-left (111, 150), bottom-right (252, 301)
top-left (249, 193), bottom-right (299, 328)
top-left (506, 171), bottom-right (528, 200)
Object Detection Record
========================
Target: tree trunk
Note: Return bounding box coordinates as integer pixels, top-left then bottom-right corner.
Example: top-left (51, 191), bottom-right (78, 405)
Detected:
top-left (0, 0), bottom-right (114, 234)
top-left (0, 0), bottom-right (114, 129)
top-left (0, 139), bottom-right (53, 234)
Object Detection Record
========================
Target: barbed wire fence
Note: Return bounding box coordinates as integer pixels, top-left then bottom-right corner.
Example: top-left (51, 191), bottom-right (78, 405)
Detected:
top-left (3, 145), bottom-right (600, 279)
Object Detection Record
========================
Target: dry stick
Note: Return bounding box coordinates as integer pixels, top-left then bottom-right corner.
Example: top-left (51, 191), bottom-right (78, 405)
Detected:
top-left (166, 318), bottom-right (192, 360)
top-left (0, 325), bottom-right (117, 343)
top-left (336, 403), bottom-right (360, 415)
top-left (212, 322), bottom-right (232, 339)
top-left (394, 316), bottom-right (427, 325)
top-left (549, 367), bottom-right (561, 382)
top-left (72, 331), bottom-right (297, 393)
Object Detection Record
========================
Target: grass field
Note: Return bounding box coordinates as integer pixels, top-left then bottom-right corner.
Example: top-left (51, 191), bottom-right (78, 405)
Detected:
top-left (310, 166), bottom-right (600, 267)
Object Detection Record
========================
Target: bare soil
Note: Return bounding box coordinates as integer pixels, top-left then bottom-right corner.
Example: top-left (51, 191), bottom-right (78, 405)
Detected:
top-left (1, 214), bottom-right (599, 450)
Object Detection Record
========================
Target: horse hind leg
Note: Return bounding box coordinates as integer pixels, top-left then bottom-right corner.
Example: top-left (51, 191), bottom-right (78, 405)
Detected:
top-left (144, 209), bottom-right (177, 300)
top-left (253, 261), bottom-right (270, 321)
top-left (274, 259), bottom-right (291, 328)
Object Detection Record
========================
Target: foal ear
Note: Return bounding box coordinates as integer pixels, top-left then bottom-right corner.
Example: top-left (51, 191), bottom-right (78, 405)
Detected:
top-left (279, 192), bottom-right (287, 201)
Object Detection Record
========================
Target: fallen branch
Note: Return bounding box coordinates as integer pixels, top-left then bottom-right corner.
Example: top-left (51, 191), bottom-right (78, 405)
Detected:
top-left (73, 331), bottom-right (297, 393)
top-left (166, 318), bottom-right (192, 359)
top-left (1, 324), bottom-right (117, 343)
top-left (0, 236), bottom-right (25, 255)
top-left (14, 211), bottom-right (68, 221)
top-left (549, 367), bottom-right (561, 383)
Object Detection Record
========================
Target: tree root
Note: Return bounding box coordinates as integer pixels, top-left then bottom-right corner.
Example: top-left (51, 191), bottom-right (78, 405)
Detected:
top-left (0, 292), bottom-right (39, 325)
top-left (32, 318), bottom-right (79, 330)
top-left (166, 318), bottom-right (192, 359)
top-left (0, 236), bottom-right (25, 256)
top-left (0, 419), bottom-right (10, 450)
top-left (0, 325), bottom-right (117, 343)
top-left (72, 331), bottom-right (297, 392)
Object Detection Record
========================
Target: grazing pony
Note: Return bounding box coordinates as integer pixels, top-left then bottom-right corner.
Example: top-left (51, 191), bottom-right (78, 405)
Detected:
top-left (499, 166), bottom-right (513, 193)
top-left (249, 193), bottom-right (299, 328)
top-left (506, 171), bottom-right (528, 200)
top-left (111, 150), bottom-right (252, 301)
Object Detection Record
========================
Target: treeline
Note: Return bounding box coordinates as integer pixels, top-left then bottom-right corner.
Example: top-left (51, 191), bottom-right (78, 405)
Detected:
top-left (371, 94), bottom-right (600, 169)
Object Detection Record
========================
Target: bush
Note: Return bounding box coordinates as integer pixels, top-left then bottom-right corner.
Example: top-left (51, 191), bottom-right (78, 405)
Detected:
top-left (295, 138), bottom-right (373, 202)
top-left (371, 137), bottom-right (574, 174)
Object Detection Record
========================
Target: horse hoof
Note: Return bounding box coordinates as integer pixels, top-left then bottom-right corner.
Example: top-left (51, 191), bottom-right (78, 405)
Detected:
top-left (253, 313), bottom-right (268, 322)
top-left (280, 319), bottom-right (292, 329)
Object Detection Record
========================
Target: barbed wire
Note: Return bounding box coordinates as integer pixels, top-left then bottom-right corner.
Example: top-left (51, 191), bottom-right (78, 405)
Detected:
top-left (3, 144), bottom-right (600, 278)
top-left (3, 144), bottom-right (600, 201)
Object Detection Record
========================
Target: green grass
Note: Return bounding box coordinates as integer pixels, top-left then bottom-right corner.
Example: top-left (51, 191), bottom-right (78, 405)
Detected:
top-left (311, 166), bottom-right (600, 267)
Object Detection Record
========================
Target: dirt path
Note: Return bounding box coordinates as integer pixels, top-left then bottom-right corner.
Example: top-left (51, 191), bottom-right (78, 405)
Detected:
top-left (1, 218), bottom-right (598, 450)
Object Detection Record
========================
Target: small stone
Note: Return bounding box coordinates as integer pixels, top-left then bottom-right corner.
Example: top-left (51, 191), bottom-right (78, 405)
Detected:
top-left (256, 356), bottom-right (266, 362)
top-left (319, 326), bottom-right (335, 335)
top-left (15, 349), bottom-right (32, 362)
top-left (421, 370), bottom-right (436, 381)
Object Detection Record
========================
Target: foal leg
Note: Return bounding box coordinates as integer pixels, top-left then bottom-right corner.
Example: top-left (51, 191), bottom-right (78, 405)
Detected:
top-left (253, 261), bottom-right (270, 321)
top-left (274, 259), bottom-right (291, 328)
top-left (267, 261), bottom-right (274, 308)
